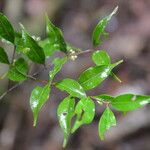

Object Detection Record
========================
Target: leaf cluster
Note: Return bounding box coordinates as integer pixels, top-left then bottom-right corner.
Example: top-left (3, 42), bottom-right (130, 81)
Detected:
top-left (0, 7), bottom-right (150, 148)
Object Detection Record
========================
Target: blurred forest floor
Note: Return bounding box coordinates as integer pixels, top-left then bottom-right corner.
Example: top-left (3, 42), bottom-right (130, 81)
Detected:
top-left (0, 0), bottom-right (150, 150)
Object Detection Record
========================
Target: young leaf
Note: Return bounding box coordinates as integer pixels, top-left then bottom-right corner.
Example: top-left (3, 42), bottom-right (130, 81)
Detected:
top-left (46, 15), bottom-right (67, 53)
top-left (0, 13), bottom-right (15, 43)
top-left (57, 96), bottom-right (75, 148)
top-left (78, 60), bottom-right (123, 90)
top-left (7, 58), bottom-right (28, 81)
top-left (39, 39), bottom-right (57, 57)
top-left (21, 28), bottom-right (45, 64)
top-left (92, 50), bottom-right (122, 82)
top-left (56, 78), bottom-right (86, 99)
top-left (112, 94), bottom-right (150, 111)
top-left (92, 6), bottom-right (118, 47)
top-left (30, 84), bottom-right (51, 126)
top-left (99, 107), bottom-right (116, 140)
top-left (49, 57), bottom-right (67, 81)
top-left (0, 47), bottom-right (10, 64)
top-left (92, 50), bottom-right (111, 66)
top-left (72, 97), bottom-right (95, 133)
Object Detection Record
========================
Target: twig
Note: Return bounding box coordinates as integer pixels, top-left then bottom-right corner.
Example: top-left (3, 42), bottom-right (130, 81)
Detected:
top-left (76, 49), bottom-right (94, 56)
top-left (11, 45), bottom-right (16, 64)
top-left (0, 49), bottom-right (95, 101)
top-left (0, 83), bottom-right (22, 100)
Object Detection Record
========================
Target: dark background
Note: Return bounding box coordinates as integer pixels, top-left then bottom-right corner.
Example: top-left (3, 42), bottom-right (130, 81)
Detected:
top-left (0, 0), bottom-right (150, 150)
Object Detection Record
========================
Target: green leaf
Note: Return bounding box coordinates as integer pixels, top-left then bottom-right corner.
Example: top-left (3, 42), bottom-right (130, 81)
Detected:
top-left (112, 94), bottom-right (150, 111)
top-left (0, 13), bottom-right (15, 43)
top-left (0, 47), bottom-right (10, 64)
top-left (57, 96), bottom-right (75, 148)
top-left (92, 50), bottom-right (111, 66)
top-left (39, 39), bottom-right (57, 58)
top-left (56, 78), bottom-right (86, 99)
top-left (98, 107), bottom-right (116, 140)
top-left (93, 94), bottom-right (114, 102)
top-left (92, 6), bottom-right (118, 47)
top-left (78, 60), bottom-right (123, 90)
top-left (21, 28), bottom-right (45, 64)
top-left (46, 15), bottom-right (67, 53)
top-left (7, 58), bottom-right (29, 81)
top-left (49, 57), bottom-right (67, 81)
top-left (30, 84), bottom-right (51, 126)
top-left (72, 97), bottom-right (95, 133)
top-left (14, 31), bottom-right (24, 52)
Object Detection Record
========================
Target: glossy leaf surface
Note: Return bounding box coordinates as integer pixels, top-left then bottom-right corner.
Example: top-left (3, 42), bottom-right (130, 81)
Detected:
top-left (0, 13), bottom-right (15, 43)
top-left (0, 47), bottom-right (10, 64)
top-left (92, 50), bottom-right (110, 66)
top-left (57, 97), bottom-right (75, 147)
top-left (72, 97), bottom-right (95, 133)
top-left (46, 16), bottom-right (67, 53)
top-left (49, 57), bottom-right (67, 81)
top-left (92, 6), bottom-right (118, 47)
top-left (99, 107), bottom-right (116, 140)
top-left (56, 78), bottom-right (86, 99)
top-left (30, 84), bottom-right (51, 126)
top-left (7, 58), bottom-right (28, 81)
top-left (112, 94), bottom-right (150, 111)
top-left (39, 39), bottom-right (57, 57)
top-left (78, 60), bottom-right (122, 90)
top-left (22, 28), bottom-right (45, 64)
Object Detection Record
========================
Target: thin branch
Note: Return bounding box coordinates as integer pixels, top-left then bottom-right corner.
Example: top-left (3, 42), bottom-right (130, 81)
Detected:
top-left (76, 49), bottom-right (94, 56)
top-left (0, 83), bottom-right (22, 100)
top-left (0, 48), bottom-right (95, 101)
top-left (11, 45), bottom-right (16, 64)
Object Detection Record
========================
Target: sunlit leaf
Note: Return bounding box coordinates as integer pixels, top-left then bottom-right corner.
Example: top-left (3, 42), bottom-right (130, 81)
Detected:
top-left (98, 107), bottom-right (116, 140)
top-left (49, 57), bottom-right (67, 81)
top-left (7, 58), bottom-right (28, 81)
top-left (0, 47), bottom-right (10, 64)
top-left (57, 96), bottom-right (75, 148)
top-left (92, 50), bottom-right (111, 66)
top-left (56, 78), bottom-right (86, 99)
top-left (92, 6), bottom-right (118, 47)
top-left (72, 97), bottom-right (95, 133)
top-left (78, 60), bottom-right (123, 90)
top-left (30, 84), bottom-right (51, 126)
top-left (112, 94), bottom-right (150, 111)
top-left (0, 13), bottom-right (15, 43)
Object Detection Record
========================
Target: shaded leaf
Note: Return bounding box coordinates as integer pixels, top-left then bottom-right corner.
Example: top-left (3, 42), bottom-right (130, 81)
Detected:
top-left (49, 57), bottom-right (67, 81)
top-left (46, 15), bottom-right (67, 53)
top-left (22, 27), bottom-right (45, 64)
top-left (78, 60), bottom-right (123, 90)
top-left (0, 13), bottom-right (15, 43)
top-left (92, 50), bottom-right (110, 66)
top-left (0, 47), bottom-right (10, 64)
top-left (56, 78), bottom-right (86, 99)
top-left (99, 107), bottom-right (116, 140)
top-left (92, 6), bottom-right (118, 47)
top-left (72, 97), bottom-right (95, 133)
top-left (112, 94), bottom-right (150, 111)
top-left (30, 84), bottom-right (51, 126)
top-left (7, 58), bottom-right (28, 81)
top-left (57, 97), bottom-right (75, 148)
